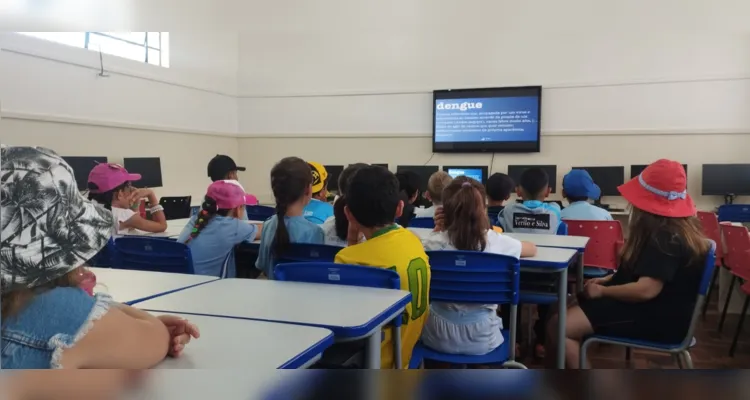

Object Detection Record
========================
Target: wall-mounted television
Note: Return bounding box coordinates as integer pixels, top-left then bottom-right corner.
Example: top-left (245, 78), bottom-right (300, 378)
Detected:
top-left (432, 86), bottom-right (542, 153)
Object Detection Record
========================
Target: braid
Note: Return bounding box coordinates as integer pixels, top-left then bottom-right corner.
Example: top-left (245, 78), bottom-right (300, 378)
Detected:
top-left (185, 196), bottom-right (218, 244)
top-left (270, 157), bottom-right (313, 258)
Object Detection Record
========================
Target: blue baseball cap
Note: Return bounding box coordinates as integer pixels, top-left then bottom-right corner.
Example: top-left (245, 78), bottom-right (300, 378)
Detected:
top-left (563, 169), bottom-right (601, 200)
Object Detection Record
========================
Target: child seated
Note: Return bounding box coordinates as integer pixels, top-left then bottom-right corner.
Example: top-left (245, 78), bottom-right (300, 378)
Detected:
top-left (560, 169), bottom-right (613, 221)
top-left (421, 177), bottom-right (537, 355)
top-left (335, 166), bottom-right (431, 368)
top-left (178, 180), bottom-right (261, 277)
top-left (87, 163), bottom-right (167, 236)
top-left (485, 173), bottom-right (515, 226)
top-left (395, 170), bottom-right (420, 227)
top-left (321, 163), bottom-right (368, 247)
top-left (256, 157), bottom-right (325, 278)
top-left (302, 161), bottom-right (334, 224)
top-left (415, 171), bottom-right (452, 218)
top-left (207, 154), bottom-right (257, 220)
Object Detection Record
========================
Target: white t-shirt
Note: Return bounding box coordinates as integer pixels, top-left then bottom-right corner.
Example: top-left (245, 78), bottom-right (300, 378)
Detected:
top-left (321, 217), bottom-right (348, 247)
top-left (422, 230), bottom-right (522, 313)
top-left (111, 207), bottom-right (137, 236)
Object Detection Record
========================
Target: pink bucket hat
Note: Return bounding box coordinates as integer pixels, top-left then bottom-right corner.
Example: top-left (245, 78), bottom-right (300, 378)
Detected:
top-left (206, 180), bottom-right (257, 209)
top-left (87, 163), bottom-right (141, 193)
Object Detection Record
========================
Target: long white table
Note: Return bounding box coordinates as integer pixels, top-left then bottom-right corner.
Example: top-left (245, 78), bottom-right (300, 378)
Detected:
top-left (136, 278), bottom-right (411, 369)
top-left (89, 268), bottom-right (218, 305)
top-left (148, 312), bottom-right (333, 369)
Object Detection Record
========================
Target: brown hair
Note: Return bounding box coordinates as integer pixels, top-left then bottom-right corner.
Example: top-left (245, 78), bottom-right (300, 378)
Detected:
top-left (1, 267), bottom-right (85, 323)
top-left (270, 157), bottom-right (313, 257)
top-left (619, 206), bottom-right (710, 269)
top-left (442, 176), bottom-right (490, 251)
top-left (427, 171), bottom-right (453, 205)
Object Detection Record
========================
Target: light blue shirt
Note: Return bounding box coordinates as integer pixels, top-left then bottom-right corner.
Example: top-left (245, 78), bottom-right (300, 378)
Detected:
top-left (303, 199), bottom-right (334, 225)
top-left (255, 215), bottom-right (325, 277)
top-left (560, 201), bottom-right (614, 221)
top-left (177, 215), bottom-right (258, 277)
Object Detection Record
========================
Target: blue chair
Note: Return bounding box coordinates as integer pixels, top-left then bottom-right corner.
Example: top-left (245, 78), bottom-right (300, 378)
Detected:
top-left (246, 205), bottom-right (275, 221)
top-left (276, 243), bottom-right (342, 265)
top-left (413, 251), bottom-right (526, 368)
top-left (556, 221), bottom-right (568, 235)
top-left (410, 217), bottom-right (435, 229)
top-left (274, 262), bottom-right (405, 368)
top-left (580, 240), bottom-right (716, 369)
top-left (88, 238), bottom-right (115, 268)
top-left (718, 204), bottom-right (750, 223)
top-left (112, 237), bottom-right (195, 274)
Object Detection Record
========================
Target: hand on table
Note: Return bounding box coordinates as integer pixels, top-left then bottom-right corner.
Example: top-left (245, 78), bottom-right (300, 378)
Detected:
top-left (157, 315), bottom-right (200, 357)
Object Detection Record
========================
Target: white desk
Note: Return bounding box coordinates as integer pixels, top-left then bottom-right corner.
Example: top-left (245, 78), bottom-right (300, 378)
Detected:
top-left (504, 233), bottom-right (589, 250)
top-left (148, 312), bottom-right (333, 369)
top-left (137, 278), bottom-right (411, 369)
top-left (89, 268), bottom-right (218, 305)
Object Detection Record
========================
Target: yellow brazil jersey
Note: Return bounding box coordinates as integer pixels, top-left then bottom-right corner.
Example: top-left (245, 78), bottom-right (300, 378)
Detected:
top-left (334, 225), bottom-right (431, 369)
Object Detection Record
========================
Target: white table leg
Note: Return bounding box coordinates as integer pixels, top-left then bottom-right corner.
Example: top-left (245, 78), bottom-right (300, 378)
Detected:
top-left (557, 268), bottom-right (569, 369)
top-left (366, 328), bottom-right (382, 369)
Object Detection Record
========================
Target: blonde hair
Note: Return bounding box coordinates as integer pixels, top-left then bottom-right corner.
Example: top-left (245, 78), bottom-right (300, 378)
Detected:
top-left (427, 171), bottom-right (453, 205)
top-left (1, 267), bottom-right (86, 322)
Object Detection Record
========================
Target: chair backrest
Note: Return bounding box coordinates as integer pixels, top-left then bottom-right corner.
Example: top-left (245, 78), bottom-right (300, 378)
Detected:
top-left (274, 262), bottom-right (400, 290)
top-left (87, 237), bottom-right (115, 268)
top-left (410, 217), bottom-right (435, 229)
top-left (678, 240), bottom-right (716, 350)
top-left (425, 251), bottom-right (519, 305)
top-left (246, 205), bottom-right (275, 221)
top-left (717, 204), bottom-right (750, 223)
top-left (556, 221), bottom-right (568, 235)
top-left (720, 224), bottom-right (750, 280)
top-left (112, 237), bottom-right (194, 274)
top-left (159, 196), bottom-right (192, 220)
top-left (564, 220), bottom-right (624, 270)
top-left (276, 243), bottom-right (343, 265)
top-left (697, 211), bottom-right (725, 262)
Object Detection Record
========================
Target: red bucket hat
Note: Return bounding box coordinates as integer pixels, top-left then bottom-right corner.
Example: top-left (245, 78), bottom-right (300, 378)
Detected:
top-left (618, 159), bottom-right (695, 218)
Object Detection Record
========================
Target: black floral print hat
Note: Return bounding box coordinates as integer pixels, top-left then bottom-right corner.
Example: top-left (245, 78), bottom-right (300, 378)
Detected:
top-left (1, 146), bottom-right (114, 291)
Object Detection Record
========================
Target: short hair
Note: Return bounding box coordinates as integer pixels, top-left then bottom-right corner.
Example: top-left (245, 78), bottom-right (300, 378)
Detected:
top-left (485, 173), bottom-right (515, 202)
top-left (427, 171), bottom-right (453, 204)
top-left (396, 171), bottom-right (421, 200)
top-left (346, 166), bottom-right (400, 228)
top-left (519, 167), bottom-right (549, 199)
top-left (565, 195), bottom-right (589, 203)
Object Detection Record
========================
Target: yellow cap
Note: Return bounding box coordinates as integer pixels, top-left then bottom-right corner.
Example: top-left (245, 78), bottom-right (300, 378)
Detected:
top-left (308, 161), bottom-right (328, 193)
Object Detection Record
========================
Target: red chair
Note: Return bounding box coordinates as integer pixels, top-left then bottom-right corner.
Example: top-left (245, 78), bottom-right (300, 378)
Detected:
top-left (697, 211), bottom-right (727, 318)
top-left (564, 220), bottom-right (625, 272)
top-left (718, 224), bottom-right (750, 355)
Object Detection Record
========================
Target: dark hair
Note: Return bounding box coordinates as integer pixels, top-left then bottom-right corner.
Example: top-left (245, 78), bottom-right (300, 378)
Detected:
top-left (271, 157), bottom-right (312, 256)
top-left (184, 196), bottom-right (231, 244)
top-left (347, 166), bottom-right (400, 228)
top-left (486, 173), bottom-right (515, 202)
top-left (565, 195), bottom-right (589, 203)
top-left (87, 181), bottom-right (130, 210)
top-left (442, 176), bottom-right (489, 251)
top-left (334, 163), bottom-right (369, 241)
top-left (519, 168), bottom-right (549, 200)
top-left (396, 171), bottom-right (421, 202)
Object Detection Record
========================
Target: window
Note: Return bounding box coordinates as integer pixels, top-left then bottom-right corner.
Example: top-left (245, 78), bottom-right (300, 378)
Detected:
top-left (19, 32), bottom-right (170, 67)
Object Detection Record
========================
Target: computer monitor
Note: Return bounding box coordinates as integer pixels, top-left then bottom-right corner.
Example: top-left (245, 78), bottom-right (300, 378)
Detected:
top-left (396, 165), bottom-right (440, 194)
top-left (701, 164), bottom-right (750, 196)
top-left (123, 157), bottom-right (163, 188)
top-left (324, 165), bottom-right (344, 192)
top-left (506, 165), bottom-right (557, 193)
top-left (62, 156), bottom-right (108, 191)
top-left (442, 166), bottom-right (489, 185)
top-left (573, 166), bottom-right (625, 197)
top-left (371, 163), bottom-right (389, 170)
top-left (631, 164), bottom-right (688, 180)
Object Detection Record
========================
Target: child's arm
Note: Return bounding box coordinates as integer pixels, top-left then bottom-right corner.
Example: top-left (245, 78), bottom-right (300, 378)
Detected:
top-left (121, 189), bottom-right (167, 233)
top-left (520, 241), bottom-right (537, 258)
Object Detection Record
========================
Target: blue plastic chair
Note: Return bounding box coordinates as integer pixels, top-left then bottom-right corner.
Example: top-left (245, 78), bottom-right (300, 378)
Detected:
top-left (718, 204), bottom-right (750, 223)
top-left (413, 251), bottom-right (526, 368)
top-left (276, 243), bottom-right (342, 265)
top-left (112, 237), bottom-right (195, 274)
top-left (410, 217), bottom-right (435, 229)
top-left (246, 205), bottom-right (275, 221)
top-left (88, 238), bottom-right (115, 268)
top-left (580, 240), bottom-right (716, 369)
top-left (274, 262), bottom-right (405, 368)
top-left (556, 221), bottom-right (568, 235)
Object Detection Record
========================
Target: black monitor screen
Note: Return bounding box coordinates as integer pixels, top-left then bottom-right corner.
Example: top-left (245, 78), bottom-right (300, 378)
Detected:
top-left (506, 165), bottom-right (557, 193)
top-left (631, 164), bottom-right (688, 180)
top-left (62, 156), bottom-right (108, 190)
top-left (573, 166), bottom-right (625, 197)
top-left (324, 165), bottom-right (344, 192)
top-left (701, 164), bottom-right (750, 196)
top-left (396, 165), bottom-right (440, 194)
top-left (371, 163), bottom-right (389, 170)
top-left (123, 157), bottom-right (163, 188)
top-left (442, 165), bottom-right (489, 185)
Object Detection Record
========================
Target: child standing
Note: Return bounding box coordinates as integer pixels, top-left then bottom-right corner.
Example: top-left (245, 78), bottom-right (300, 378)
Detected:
top-left (560, 169), bottom-right (613, 221)
top-left (335, 166), bottom-right (431, 368)
top-left (415, 171), bottom-right (453, 218)
top-left (256, 157), bottom-right (325, 278)
top-left (87, 163), bottom-right (167, 236)
top-left (303, 161), bottom-right (334, 224)
top-left (177, 180), bottom-right (261, 277)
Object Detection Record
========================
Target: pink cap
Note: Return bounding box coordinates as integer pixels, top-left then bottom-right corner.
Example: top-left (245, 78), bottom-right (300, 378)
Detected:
top-left (207, 180), bottom-right (257, 209)
top-left (87, 163), bottom-right (141, 193)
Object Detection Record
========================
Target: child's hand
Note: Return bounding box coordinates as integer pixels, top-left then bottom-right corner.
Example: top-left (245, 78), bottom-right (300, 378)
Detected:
top-left (583, 282), bottom-right (604, 299)
top-left (129, 188), bottom-right (155, 204)
top-left (157, 315), bottom-right (200, 357)
top-left (433, 207), bottom-right (445, 232)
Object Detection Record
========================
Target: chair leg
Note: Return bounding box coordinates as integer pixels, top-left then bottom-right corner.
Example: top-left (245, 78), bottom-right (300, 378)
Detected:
top-left (674, 353), bottom-right (684, 369)
top-left (729, 295), bottom-right (750, 357)
top-left (625, 347), bottom-right (631, 362)
top-left (681, 351), bottom-right (694, 369)
top-left (579, 340), bottom-right (592, 369)
top-left (702, 267), bottom-right (720, 319)
top-left (719, 275), bottom-right (737, 333)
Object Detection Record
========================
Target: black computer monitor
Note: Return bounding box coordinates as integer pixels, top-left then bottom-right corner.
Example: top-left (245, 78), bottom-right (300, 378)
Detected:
top-left (631, 164), bottom-right (688, 179)
top-left (123, 157), bottom-right (163, 188)
top-left (506, 165), bottom-right (557, 193)
top-left (62, 156), bottom-right (108, 190)
top-left (396, 165), bottom-right (440, 194)
top-left (442, 165), bottom-right (489, 185)
top-left (573, 166), bottom-right (625, 197)
top-left (701, 164), bottom-right (750, 196)
top-left (371, 163), bottom-right (389, 170)
top-left (324, 165), bottom-right (345, 192)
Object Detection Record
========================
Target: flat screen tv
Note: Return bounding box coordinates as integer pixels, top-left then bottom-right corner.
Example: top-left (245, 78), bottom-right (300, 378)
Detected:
top-left (432, 86), bottom-right (542, 153)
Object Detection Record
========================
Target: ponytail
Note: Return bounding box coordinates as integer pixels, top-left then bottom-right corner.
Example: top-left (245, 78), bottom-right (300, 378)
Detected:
top-left (185, 196), bottom-right (227, 244)
top-left (443, 177), bottom-right (489, 251)
top-left (270, 157), bottom-right (313, 257)
top-left (273, 202), bottom-right (290, 256)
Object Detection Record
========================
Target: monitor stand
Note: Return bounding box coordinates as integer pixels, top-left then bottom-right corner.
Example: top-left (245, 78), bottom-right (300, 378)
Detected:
top-left (724, 193), bottom-right (736, 205)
